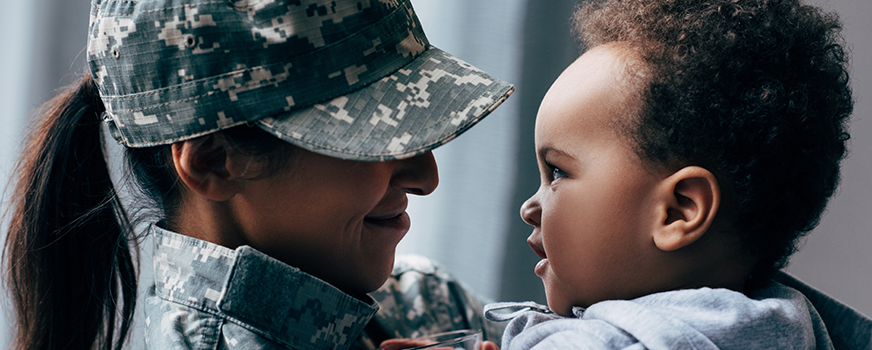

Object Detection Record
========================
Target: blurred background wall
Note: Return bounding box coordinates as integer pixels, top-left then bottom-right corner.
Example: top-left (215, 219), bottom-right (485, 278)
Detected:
top-left (1, 0), bottom-right (869, 347)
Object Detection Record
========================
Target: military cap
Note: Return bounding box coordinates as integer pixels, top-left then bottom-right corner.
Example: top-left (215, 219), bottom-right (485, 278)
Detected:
top-left (87, 0), bottom-right (513, 160)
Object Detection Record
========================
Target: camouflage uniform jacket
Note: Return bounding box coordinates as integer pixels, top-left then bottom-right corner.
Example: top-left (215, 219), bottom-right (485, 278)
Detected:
top-left (145, 224), bottom-right (502, 350)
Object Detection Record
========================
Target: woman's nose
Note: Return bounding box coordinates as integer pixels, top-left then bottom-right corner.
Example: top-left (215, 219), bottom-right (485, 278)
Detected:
top-left (391, 152), bottom-right (439, 196)
top-left (520, 192), bottom-right (541, 227)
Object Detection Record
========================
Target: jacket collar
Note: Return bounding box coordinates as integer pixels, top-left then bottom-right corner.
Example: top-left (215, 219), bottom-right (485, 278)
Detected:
top-left (151, 224), bottom-right (379, 350)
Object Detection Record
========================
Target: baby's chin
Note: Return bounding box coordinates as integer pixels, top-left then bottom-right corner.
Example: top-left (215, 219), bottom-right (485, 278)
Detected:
top-left (543, 286), bottom-right (579, 316)
top-left (545, 300), bottom-right (576, 317)
top-left (543, 283), bottom-right (602, 316)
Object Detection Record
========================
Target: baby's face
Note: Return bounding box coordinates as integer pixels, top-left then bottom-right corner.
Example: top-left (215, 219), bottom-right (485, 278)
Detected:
top-left (521, 45), bottom-right (669, 315)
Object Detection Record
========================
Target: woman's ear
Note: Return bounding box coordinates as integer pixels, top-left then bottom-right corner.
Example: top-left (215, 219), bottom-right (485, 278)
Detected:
top-left (171, 134), bottom-right (242, 202)
top-left (652, 166), bottom-right (720, 252)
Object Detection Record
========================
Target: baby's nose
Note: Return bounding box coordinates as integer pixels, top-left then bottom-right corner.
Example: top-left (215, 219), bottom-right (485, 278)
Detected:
top-left (520, 194), bottom-right (541, 227)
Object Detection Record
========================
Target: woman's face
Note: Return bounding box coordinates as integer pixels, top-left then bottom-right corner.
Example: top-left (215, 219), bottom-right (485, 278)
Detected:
top-left (233, 149), bottom-right (438, 295)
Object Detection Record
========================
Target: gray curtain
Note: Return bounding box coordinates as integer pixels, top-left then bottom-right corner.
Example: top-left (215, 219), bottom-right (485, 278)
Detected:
top-left (399, 0), bottom-right (582, 304)
top-left (0, 0), bottom-right (91, 346)
top-left (2, 0), bottom-right (871, 347)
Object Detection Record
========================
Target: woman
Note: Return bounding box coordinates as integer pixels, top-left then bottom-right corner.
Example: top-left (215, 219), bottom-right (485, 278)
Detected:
top-left (3, 0), bottom-right (513, 349)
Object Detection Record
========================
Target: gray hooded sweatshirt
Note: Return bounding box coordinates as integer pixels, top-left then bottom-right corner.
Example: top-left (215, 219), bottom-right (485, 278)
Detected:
top-left (486, 281), bottom-right (833, 349)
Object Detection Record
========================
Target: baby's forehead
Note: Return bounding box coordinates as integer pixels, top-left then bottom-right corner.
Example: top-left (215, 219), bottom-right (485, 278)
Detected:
top-left (542, 48), bottom-right (646, 125)
top-left (535, 50), bottom-right (645, 151)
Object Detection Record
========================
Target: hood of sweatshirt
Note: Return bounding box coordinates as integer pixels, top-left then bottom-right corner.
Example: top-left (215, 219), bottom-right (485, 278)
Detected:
top-left (488, 281), bottom-right (833, 350)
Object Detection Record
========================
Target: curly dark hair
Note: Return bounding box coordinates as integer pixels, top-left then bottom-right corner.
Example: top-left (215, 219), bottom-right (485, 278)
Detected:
top-left (573, 0), bottom-right (853, 282)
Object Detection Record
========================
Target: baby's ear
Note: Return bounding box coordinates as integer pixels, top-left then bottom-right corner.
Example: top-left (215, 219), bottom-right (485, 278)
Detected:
top-left (652, 166), bottom-right (720, 252)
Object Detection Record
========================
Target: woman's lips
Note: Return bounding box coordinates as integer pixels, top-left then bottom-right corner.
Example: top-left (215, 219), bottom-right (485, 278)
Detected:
top-left (364, 211), bottom-right (411, 234)
top-left (365, 210), bottom-right (405, 221)
top-left (364, 195), bottom-right (410, 243)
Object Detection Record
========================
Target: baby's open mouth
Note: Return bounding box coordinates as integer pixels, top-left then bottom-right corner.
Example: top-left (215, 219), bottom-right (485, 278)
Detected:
top-left (529, 242), bottom-right (547, 259)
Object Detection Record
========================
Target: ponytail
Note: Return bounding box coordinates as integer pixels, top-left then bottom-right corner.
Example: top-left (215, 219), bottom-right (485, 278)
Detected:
top-left (4, 73), bottom-right (137, 350)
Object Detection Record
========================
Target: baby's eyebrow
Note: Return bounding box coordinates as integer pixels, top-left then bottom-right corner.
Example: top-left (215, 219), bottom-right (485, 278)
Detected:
top-left (538, 146), bottom-right (573, 162)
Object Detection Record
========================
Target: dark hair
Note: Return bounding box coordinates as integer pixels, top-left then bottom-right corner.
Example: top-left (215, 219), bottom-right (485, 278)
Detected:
top-left (4, 73), bottom-right (294, 350)
top-left (574, 0), bottom-right (852, 282)
top-left (4, 73), bottom-right (136, 350)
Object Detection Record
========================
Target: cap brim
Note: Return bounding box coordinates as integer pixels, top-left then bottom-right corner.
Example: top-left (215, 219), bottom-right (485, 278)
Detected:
top-left (256, 47), bottom-right (514, 161)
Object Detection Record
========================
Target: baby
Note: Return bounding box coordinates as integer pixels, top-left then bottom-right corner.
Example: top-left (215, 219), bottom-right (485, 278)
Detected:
top-left (487, 0), bottom-right (857, 348)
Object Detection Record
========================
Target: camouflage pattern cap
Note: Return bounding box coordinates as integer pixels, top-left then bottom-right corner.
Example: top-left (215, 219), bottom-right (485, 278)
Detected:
top-left (88, 0), bottom-right (514, 160)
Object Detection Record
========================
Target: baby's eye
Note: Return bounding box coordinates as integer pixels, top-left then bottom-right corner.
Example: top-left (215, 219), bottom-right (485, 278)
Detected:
top-left (547, 163), bottom-right (567, 182)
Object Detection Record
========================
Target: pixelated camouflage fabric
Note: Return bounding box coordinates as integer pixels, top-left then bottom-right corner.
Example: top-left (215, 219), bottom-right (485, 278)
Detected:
top-left (88, 0), bottom-right (513, 161)
top-left (147, 224), bottom-right (378, 349)
top-left (360, 255), bottom-right (505, 349)
top-left (146, 224), bottom-right (503, 349)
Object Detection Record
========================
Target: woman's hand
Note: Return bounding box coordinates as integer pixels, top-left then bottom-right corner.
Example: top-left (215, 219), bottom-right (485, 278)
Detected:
top-left (378, 338), bottom-right (430, 350)
top-left (482, 340), bottom-right (500, 350)
top-left (379, 339), bottom-right (499, 350)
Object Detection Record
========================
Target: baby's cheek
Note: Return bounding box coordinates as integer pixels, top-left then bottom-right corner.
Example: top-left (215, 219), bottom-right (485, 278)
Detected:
top-left (546, 217), bottom-right (589, 255)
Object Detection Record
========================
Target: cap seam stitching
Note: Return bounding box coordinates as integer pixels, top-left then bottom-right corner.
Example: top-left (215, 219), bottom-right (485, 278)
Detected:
top-left (97, 3), bottom-right (412, 101)
top-left (105, 43), bottom-right (436, 118)
top-left (139, 1), bottom-right (227, 14)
